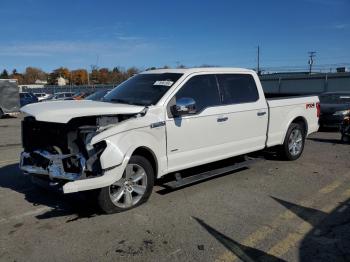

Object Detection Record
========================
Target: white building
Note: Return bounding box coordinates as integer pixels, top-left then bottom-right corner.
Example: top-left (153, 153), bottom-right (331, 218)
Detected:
top-left (57, 76), bottom-right (68, 86)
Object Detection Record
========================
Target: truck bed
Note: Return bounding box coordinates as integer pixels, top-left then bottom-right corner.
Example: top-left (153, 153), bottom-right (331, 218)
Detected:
top-left (266, 95), bottom-right (319, 148)
top-left (264, 92), bottom-right (317, 99)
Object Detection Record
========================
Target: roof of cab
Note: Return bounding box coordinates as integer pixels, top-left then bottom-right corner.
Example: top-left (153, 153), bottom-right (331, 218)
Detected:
top-left (141, 67), bottom-right (255, 75)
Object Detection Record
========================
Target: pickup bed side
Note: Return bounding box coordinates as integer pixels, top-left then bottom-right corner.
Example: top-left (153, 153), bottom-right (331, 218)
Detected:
top-left (266, 96), bottom-right (320, 147)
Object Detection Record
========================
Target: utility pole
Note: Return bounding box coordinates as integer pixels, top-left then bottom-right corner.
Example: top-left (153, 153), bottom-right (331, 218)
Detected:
top-left (87, 68), bottom-right (90, 86)
top-left (257, 45), bottom-right (260, 75)
top-left (308, 51), bottom-right (316, 74)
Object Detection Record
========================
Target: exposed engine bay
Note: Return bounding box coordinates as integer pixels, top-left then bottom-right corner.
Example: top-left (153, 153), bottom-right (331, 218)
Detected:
top-left (20, 114), bottom-right (136, 183)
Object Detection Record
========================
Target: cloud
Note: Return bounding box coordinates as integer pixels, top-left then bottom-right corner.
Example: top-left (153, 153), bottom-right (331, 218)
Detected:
top-left (324, 23), bottom-right (350, 30)
top-left (0, 38), bottom-right (158, 58)
top-left (332, 24), bottom-right (349, 29)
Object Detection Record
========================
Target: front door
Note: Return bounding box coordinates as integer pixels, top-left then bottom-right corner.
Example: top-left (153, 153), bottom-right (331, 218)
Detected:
top-left (166, 74), bottom-right (224, 172)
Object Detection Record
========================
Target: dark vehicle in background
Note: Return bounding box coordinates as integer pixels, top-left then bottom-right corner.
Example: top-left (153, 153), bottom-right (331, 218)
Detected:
top-left (85, 89), bottom-right (111, 101)
top-left (0, 79), bottom-right (20, 118)
top-left (20, 92), bottom-right (38, 107)
top-left (319, 92), bottom-right (350, 128)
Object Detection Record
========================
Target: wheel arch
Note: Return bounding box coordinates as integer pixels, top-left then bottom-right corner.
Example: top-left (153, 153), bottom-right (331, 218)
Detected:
top-left (291, 116), bottom-right (308, 136)
top-left (282, 116), bottom-right (309, 143)
top-left (132, 146), bottom-right (158, 178)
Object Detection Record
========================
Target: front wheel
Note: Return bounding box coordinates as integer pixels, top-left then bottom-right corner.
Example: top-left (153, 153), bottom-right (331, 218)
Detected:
top-left (97, 155), bottom-right (154, 213)
top-left (279, 123), bottom-right (305, 161)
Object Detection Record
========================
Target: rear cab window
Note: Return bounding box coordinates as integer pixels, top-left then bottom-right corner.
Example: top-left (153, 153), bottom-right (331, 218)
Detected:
top-left (217, 74), bottom-right (259, 104)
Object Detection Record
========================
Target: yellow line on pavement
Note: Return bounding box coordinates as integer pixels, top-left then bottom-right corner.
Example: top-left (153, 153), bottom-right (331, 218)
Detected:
top-left (319, 180), bottom-right (342, 194)
top-left (264, 188), bottom-right (350, 259)
top-left (342, 188), bottom-right (350, 197)
top-left (216, 179), bottom-right (344, 262)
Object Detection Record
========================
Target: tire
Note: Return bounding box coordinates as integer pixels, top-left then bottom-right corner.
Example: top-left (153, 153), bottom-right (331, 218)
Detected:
top-left (341, 135), bottom-right (350, 143)
top-left (97, 155), bottom-right (154, 213)
top-left (0, 108), bottom-right (4, 119)
top-left (279, 123), bottom-right (305, 161)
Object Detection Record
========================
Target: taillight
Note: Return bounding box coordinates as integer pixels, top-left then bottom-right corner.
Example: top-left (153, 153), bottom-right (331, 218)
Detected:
top-left (316, 102), bottom-right (320, 118)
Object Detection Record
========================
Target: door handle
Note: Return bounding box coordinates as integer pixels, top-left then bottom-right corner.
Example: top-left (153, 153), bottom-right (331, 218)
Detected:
top-left (257, 111), bottom-right (266, 116)
top-left (217, 117), bottom-right (228, 122)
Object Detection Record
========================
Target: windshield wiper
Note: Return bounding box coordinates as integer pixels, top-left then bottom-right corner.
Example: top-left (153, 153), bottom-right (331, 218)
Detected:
top-left (108, 98), bottom-right (145, 106)
top-left (109, 98), bottom-right (132, 104)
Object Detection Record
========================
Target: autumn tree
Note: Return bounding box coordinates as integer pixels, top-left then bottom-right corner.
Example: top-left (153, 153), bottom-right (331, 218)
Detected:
top-left (97, 68), bottom-right (110, 84)
top-left (10, 69), bottom-right (24, 84)
top-left (48, 67), bottom-right (70, 85)
top-left (71, 69), bottom-right (88, 85)
top-left (109, 71), bottom-right (124, 85)
top-left (125, 67), bottom-right (139, 78)
top-left (23, 67), bottom-right (47, 84)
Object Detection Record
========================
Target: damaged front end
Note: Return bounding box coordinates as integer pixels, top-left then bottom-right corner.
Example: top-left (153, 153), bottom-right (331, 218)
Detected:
top-left (19, 114), bottom-right (130, 191)
top-left (20, 150), bottom-right (87, 181)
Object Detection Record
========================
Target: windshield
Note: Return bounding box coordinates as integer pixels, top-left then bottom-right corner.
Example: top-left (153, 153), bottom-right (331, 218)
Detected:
top-left (85, 90), bottom-right (110, 101)
top-left (319, 94), bottom-right (350, 104)
top-left (103, 73), bottom-right (183, 106)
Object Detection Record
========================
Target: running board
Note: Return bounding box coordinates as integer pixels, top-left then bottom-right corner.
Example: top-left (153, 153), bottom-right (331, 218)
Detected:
top-left (162, 157), bottom-right (257, 189)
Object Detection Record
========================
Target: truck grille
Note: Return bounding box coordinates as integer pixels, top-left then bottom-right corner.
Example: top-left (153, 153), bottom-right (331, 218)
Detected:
top-left (21, 117), bottom-right (68, 151)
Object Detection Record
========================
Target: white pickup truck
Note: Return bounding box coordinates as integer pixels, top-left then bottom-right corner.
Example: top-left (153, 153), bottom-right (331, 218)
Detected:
top-left (20, 68), bottom-right (319, 213)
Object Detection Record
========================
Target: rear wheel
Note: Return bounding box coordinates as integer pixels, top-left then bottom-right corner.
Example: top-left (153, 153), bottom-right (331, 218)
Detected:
top-left (97, 155), bottom-right (154, 213)
top-left (280, 123), bottom-right (305, 161)
top-left (0, 108), bottom-right (4, 119)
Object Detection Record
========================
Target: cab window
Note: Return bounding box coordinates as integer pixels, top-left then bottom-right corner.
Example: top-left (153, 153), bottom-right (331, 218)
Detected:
top-left (217, 74), bottom-right (259, 104)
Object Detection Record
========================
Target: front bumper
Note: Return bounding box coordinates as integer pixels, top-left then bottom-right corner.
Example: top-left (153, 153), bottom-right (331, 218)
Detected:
top-left (19, 140), bottom-right (128, 193)
top-left (20, 150), bottom-right (86, 181)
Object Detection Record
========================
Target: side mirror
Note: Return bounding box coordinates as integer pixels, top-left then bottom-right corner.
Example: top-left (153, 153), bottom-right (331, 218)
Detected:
top-left (171, 97), bottom-right (197, 117)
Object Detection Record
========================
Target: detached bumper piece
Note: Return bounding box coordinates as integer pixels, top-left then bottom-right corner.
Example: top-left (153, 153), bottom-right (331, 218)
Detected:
top-left (20, 150), bottom-right (86, 181)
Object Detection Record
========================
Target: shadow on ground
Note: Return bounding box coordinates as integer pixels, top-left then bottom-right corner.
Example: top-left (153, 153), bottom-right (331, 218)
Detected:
top-left (193, 217), bottom-right (286, 262)
top-left (194, 197), bottom-right (350, 261)
top-left (273, 196), bottom-right (350, 261)
top-left (0, 163), bottom-right (101, 222)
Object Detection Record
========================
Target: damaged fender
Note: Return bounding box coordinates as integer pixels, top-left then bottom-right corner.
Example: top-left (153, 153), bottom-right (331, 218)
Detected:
top-left (64, 115), bottom-right (166, 193)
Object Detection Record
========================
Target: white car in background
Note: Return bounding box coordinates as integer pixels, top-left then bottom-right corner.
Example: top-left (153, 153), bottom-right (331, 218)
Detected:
top-left (49, 92), bottom-right (75, 101)
top-left (34, 93), bottom-right (51, 101)
top-left (20, 68), bottom-right (319, 213)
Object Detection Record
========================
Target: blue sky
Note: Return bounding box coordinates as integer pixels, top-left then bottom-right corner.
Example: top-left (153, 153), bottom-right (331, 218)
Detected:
top-left (0, 0), bottom-right (349, 72)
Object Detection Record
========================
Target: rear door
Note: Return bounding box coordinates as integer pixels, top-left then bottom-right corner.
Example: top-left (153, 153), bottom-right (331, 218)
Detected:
top-left (215, 73), bottom-right (268, 155)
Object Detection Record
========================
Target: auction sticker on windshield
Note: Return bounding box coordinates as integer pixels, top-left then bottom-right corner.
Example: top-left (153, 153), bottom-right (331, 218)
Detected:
top-left (153, 80), bottom-right (174, 87)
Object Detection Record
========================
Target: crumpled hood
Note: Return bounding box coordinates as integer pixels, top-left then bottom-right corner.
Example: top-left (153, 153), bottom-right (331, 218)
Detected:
top-left (21, 100), bottom-right (145, 123)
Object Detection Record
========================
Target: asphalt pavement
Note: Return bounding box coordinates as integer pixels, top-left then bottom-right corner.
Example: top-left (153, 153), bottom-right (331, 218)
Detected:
top-left (0, 115), bottom-right (350, 262)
